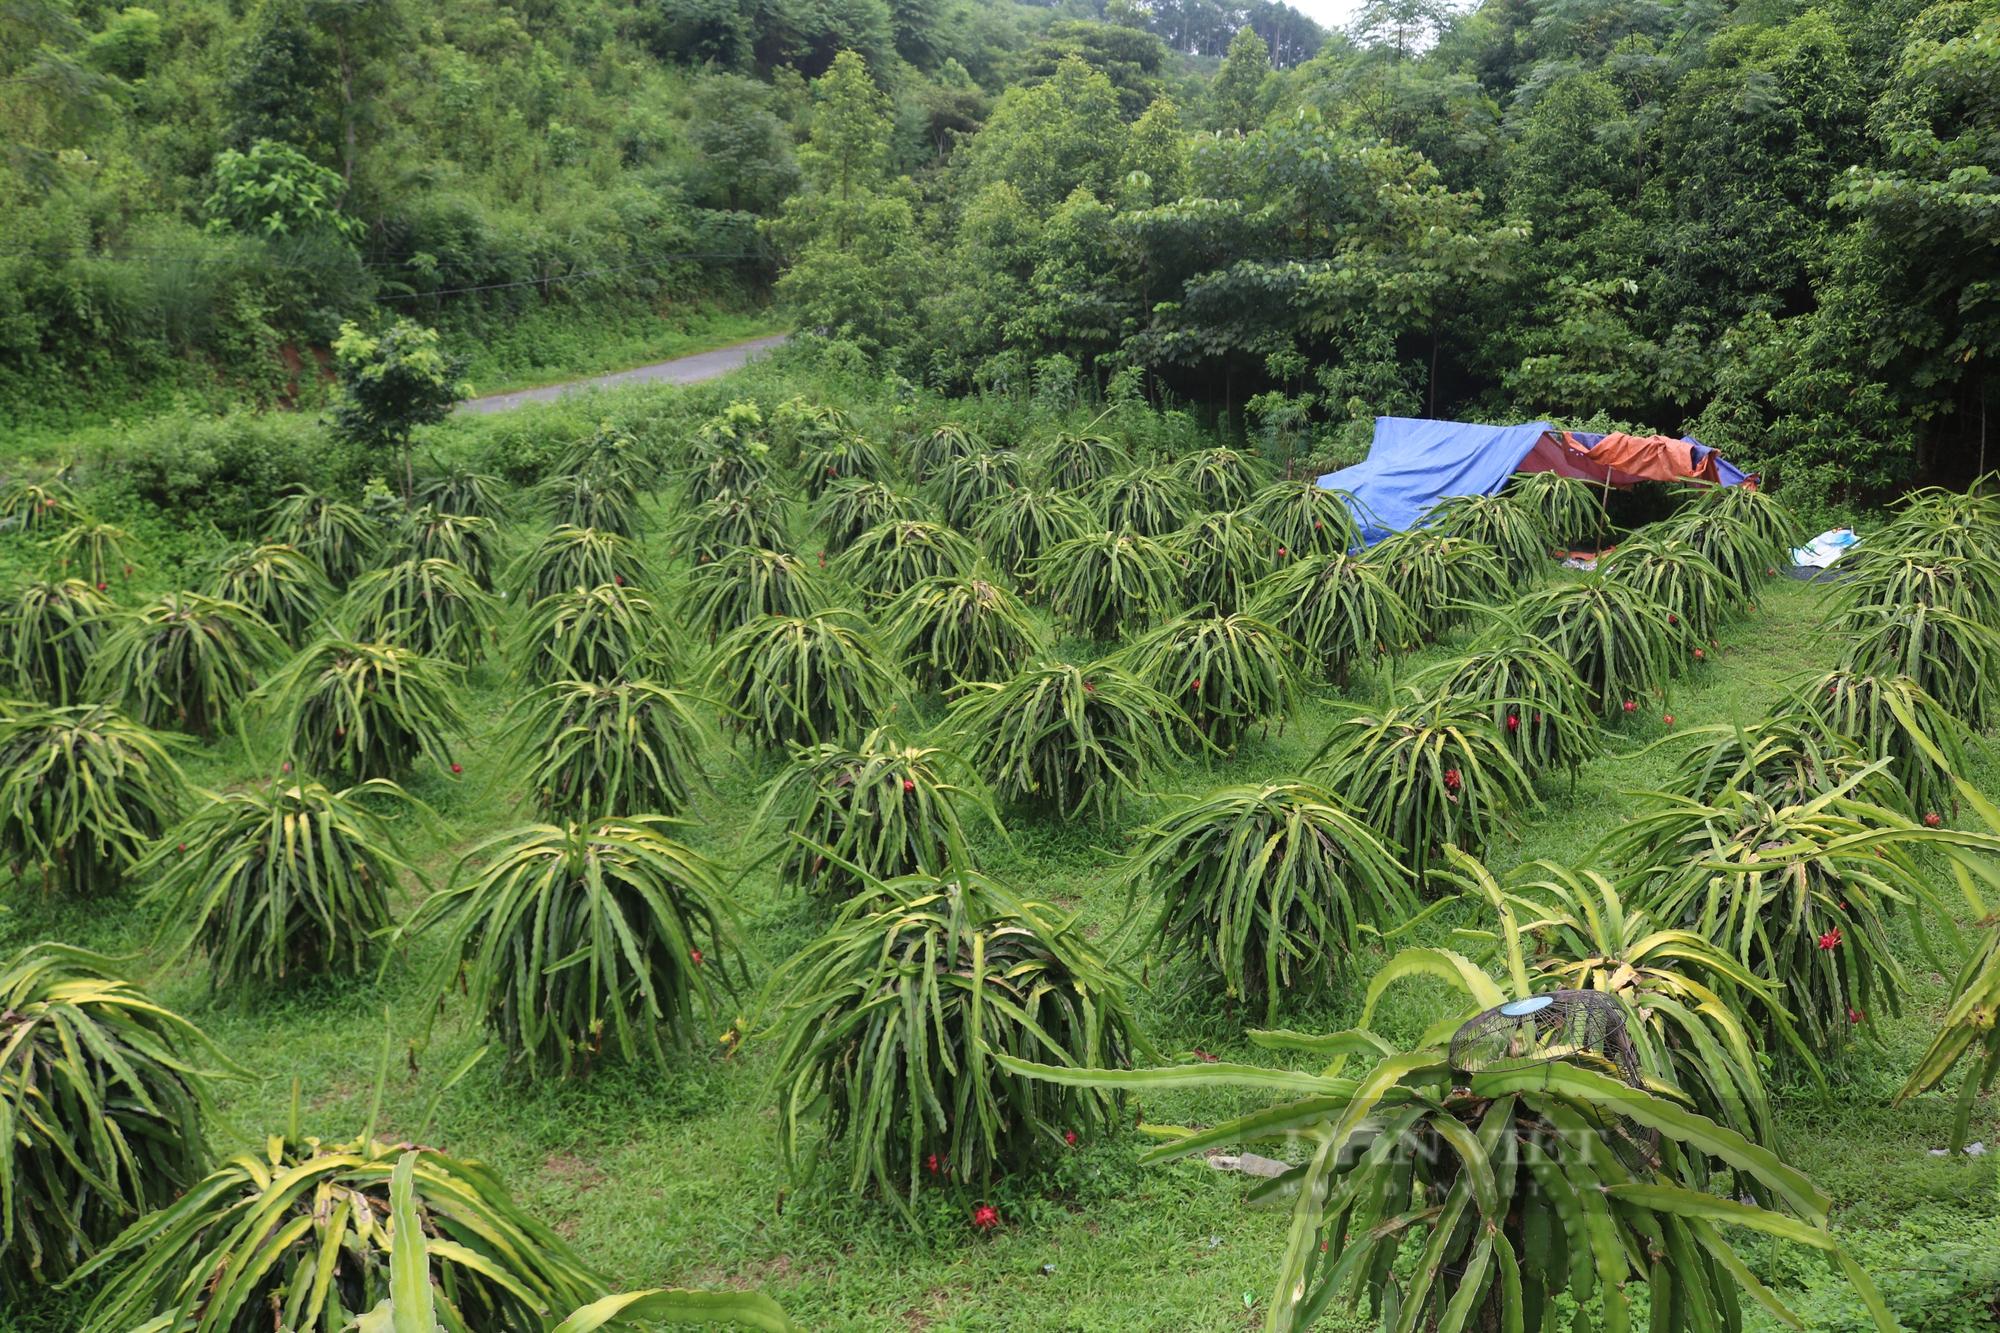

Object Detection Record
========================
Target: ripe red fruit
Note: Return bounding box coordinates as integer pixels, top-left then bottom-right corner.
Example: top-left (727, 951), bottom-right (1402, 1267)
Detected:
top-left (1083, 681), bottom-right (1095, 692)
top-left (927, 1153), bottom-right (941, 1174)
top-left (1277, 546), bottom-right (1287, 556)
top-left (902, 778), bottom-right (915, 792)
top-left (282, 762), bottom-right (291, 773)
top-left (1925, 812), bottom-right (1943, 827)
top-left (1064, 1130), bottom-right (1078, 1146)
top-left (1443, 768), bottom-right (1462, 792)
top-left (690, 948), bottom-right (704, 965)
top-left (1668, 614), bottom-right (1678, 625)
top-left (96, 582), bottom-right (106, 591)
top-left (1693, 648), bottom-right (1704, 659)
top-left (1623, 700), bottom-right (1636, 712)
top-left (1314, 521), bottom-right (1322, 530)
top-left (1663, 714), bottom-right (1675, 725)
top-left (615, 575), bottom-right (624, 585)
top-left (177, 844), bottom-right (185, 852)
top-left (1506, 714), bottom-right (1519, 732)
top-left (451, 764), bottom-right (463, 774)
top-left (1847, 1006), bottom-right (1864, 1024)
top-left (973, 1204), bottom-right (1000, 1231)
top-left (1190, 679), bottom-right (1201, 691)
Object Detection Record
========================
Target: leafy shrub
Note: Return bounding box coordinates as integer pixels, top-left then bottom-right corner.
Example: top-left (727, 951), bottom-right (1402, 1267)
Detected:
top-left (1037, 528), bottom-right (1181, 640)
top-left (0, 943), bottom-right (228, 1285)
top-left (1094, 466), bottom-right (1194, 538)
top-left (1008, 1024), bottom-right (1893, 1333)
top-left (204, 544), bottom-right (330, 645)
top-left (673, 489), bottom-right (794, 564)
top-left (508, 680), bottom-right (710, 820)
top-left (756, 730), bottom-right (997, 897)
top-left (834, 519), bottom-right (980, 601)
top-left (928, 450), bottom-right (1023, 529)
top-left (813, 480), bottom-right (931, 554)
top-left (706, 611), bottom-right (900, 752)
top-left (1133, 781), bottom-right (1411, 1019)
top-left (681, 546), bottom-right (827, 644)
top-left (1826, 601), bottom-right (2000, 730)
top-left (765, 871), bottom-right (1145, 1209)
top-left (1177, 445), bottom-right (1267, 510)
top-left (262, 639), bottom-right (465, 784)
top-left (262, 489), bottom-right (382, 587)
top-left (1599, 531), bottom-right (1738, 641)
top-left (414, 461), bottom-right (507, 520)
top-left (343, 558), bottom-right (499, 665)
top-left (1367, 529), bottom-right (1507, 638)
top-left (121, 412), bottom-right (339, 536)
top-left (514, 583), bottom-right (667, 685)
top-left (43, 518), bottom-right (137, 588)
top-left (1413, 639), bottom-right (1599, 781)
top-left (410, 817), bottom-right (740, 1076)
top-left (685, 401), bottom-right (771, 505)
top-left (1254, 550), bottom-right (1416, 684)
top-left (1168, 509), bottom-right (1274, 616)
top-left (0, 578), bottom-right (111, 704)
top-left (801, 431), bottom-right (894, 498)
top-left (538, 471), bottom-right (637, 537)
top-left (88, 592), bottom-right (284, 738)
top-left (1506, 469), bottom-right (1607, 546)
top-left (0, 704), bottom-right (185, 896)
top-left (913, 421), bottom-right (985, 479)
top-left (1038, 431), bottom-right (1130, 491)
top-left (554, 420), bottom-right (651, 496)
top-left (1310, 693), bottom-right (1536, 884)
top-left (393, 505), bottom-right (501, 588)
top-left (1126, 613), bottom-right (1298, 746)
top-left (949, 659), bottom-right (1181, 820)
top-left (974, 486), bottom-right (1091, 583)
top-left (136, 779), bottom-right (417, 989)
top-left (1245, 479), bottom-right (1359, 558)
top-left (1425, 488), bottom-right (1553, 579)
top-left (1790, 670), bottom-right (1976, 820)
top-left (888, 572), bottom-right (1047, 690)
top-left (1511, 576), bottom-right (1687, 714)
top-left (509, 525), bottom-right (648, 604)
top-left (1603, 785), bottom-right (1956, 1056)
top-left (74, 1131), bottom-right (605, 1333)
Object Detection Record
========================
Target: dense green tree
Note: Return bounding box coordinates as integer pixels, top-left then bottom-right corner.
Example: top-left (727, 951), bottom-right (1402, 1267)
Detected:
top-left (1212, 23), bottom-right (1271, 130)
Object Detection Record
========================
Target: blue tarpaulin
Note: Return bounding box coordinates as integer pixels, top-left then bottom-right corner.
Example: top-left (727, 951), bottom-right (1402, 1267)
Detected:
top-left (1318, 416), bottom-right (1753, 544)
top-left (1318, 418), bottom-right (1552, 545)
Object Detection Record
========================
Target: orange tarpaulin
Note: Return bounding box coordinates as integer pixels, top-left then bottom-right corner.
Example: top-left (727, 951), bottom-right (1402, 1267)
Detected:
top-left (1518, 431), bottom-right (1751, 489)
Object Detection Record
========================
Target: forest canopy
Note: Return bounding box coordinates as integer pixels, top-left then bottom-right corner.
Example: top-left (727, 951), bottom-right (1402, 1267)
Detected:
top-left (5, 0), bottom-right (1998, 498)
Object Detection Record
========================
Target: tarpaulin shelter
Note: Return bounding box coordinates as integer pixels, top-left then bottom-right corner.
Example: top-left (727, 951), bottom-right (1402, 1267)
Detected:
top-left (1318, 417), bottom-right (1755, 544)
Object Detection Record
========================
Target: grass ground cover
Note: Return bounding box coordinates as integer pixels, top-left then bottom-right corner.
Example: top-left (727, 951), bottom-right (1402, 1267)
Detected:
top-left (0, 371), bottom-right (1993, 1333)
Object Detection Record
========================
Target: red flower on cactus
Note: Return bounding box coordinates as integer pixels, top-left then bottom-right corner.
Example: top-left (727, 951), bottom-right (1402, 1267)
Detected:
top-left (973, 1204), bottom-right (1000, 1231)
top-left (1506, 714), bottom-right (1519, 732)
top-left (1925, 812), bottom-right (1943, 827)
top-left (1443, 768), bottom-right (1462, 792)
top-left (689, 948), bottom-right (704, 965)
top-left (1817, 927), bottom-right (1842, 951)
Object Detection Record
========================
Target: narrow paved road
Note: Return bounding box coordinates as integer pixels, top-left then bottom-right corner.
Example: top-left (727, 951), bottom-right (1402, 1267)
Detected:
top-left (459, 334), bottom-right (788, 414)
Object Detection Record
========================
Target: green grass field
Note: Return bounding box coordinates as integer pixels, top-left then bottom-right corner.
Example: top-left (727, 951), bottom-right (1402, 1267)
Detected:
top-left (1, 392), bottom-right (1996, 1333)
